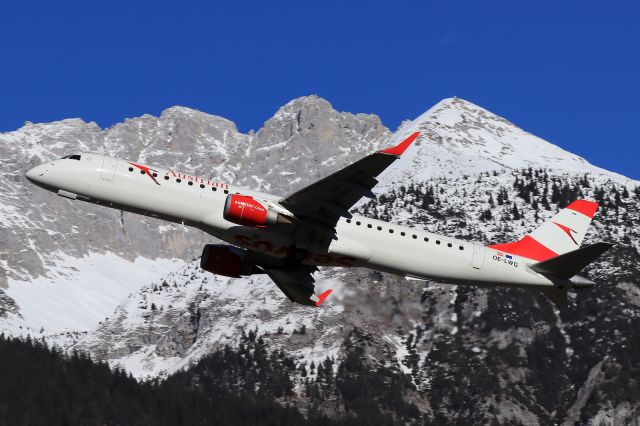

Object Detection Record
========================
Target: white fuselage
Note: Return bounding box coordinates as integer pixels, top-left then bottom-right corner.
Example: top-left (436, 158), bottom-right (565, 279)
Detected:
top-left (26, 154), bottom-right (563, 290)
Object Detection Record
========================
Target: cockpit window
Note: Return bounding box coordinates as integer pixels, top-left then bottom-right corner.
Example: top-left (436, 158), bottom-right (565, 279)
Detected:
top-left (60, 154), bottom-right (81, 160)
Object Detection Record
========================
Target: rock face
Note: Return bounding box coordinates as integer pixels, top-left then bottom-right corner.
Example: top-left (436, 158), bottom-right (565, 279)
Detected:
top-left (2, 96), bottom-right (640, 424)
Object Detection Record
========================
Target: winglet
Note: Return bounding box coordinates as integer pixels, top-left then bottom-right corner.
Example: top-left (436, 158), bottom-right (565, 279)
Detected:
top-left (315, 289), bottom-right (333, 307)
top-left (380, 131), bottom-right (420, 156)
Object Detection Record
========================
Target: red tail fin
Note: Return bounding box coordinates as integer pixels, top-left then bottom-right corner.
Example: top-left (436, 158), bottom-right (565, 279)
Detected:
top-left (488, 200), bottom-right (599, 261)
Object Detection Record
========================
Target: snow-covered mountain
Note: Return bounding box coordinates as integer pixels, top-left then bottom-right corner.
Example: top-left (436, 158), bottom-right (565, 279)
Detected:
top-left (379, 97), bottom-right (628, 188)
top-left (2, 96), bottom-right (639, 424)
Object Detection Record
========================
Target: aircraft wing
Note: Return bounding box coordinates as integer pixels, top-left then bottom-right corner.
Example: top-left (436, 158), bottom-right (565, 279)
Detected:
top-left (264, 265), bottom-right (333, 307)
top-left (279, 132), bottom-right (420, 226)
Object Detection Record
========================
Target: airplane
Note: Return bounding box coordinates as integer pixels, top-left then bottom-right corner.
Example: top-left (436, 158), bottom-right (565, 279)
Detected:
top-left (25, 132), bottom-right (612, 306)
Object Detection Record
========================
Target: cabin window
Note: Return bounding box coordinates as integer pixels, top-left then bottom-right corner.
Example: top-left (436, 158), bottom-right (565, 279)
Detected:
top-left (389, 229), bottom-right (394, 233)
top-left (346, 219), bottom-right (351, 223)
top-left (412, 235), bottom-right (417, 239)
top-left (356, 221), bottom-right (361, 226)
top-left (424, 237), bottom-right (429, 242)
top-left (367, 224), bottom-right (372, 228)
top-left (164, 176), bottom-right (169, 180)
top-left (188, 181), bottom-right (193, 186)
top-left (176, 179), bottom-right (182, 183)
top-left (436, 240), bottom-right (441, 245)
top-left (212, 187), bottom-right (217, 191)
top-left (224, 190), bottom-right (229, 194)
top-left (401, 232), bottom-right (406, 236)
top-left (377, 226), bottom-right (382, 231)
top-left (200, 184), bottom-right (205, 189)
top-left (459, 246), bottom-right (464, 250)
top-left (61, 154), bottom-right (81, 160)
top-left (140, 170), bottom-right (145, 174)
top-left (128, 167), bottom-right (134, 172)
top-left (152, 173), bottom-right (158, 177)
top-left (447, 243), bottom-right (452, 248)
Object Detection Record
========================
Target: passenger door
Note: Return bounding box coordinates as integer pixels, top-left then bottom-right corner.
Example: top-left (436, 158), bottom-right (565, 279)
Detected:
top-left (100, 156), bottom-right (118, 181)
top-left (471, 244), bottom-right (485, 270)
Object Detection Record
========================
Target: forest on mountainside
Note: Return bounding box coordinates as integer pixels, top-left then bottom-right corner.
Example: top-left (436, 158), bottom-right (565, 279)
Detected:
top-left (0, 333), bottom-right (314, 426)
top-left (0, 330), bottom-right (423, 425)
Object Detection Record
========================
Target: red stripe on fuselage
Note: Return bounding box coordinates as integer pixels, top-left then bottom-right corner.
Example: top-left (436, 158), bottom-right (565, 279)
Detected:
top-left (128, 162), bottom-right (160, 185)
top-left (488, 235), bottom-right (558, 262)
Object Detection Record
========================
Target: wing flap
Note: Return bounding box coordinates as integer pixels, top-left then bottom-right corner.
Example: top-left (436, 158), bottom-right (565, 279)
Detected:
top-left (265, 266), bottom-right (332, 307)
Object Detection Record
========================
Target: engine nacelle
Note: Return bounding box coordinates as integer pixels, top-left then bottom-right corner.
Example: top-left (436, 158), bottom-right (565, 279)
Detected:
top-left (223, 194), bottom-right (293, 227)
top-left (200, 244), bottom-right (259, 278)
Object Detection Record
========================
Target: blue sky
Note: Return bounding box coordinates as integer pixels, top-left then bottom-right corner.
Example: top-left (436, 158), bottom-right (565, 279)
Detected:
top-left (1, 1), bottom-right (638, 178)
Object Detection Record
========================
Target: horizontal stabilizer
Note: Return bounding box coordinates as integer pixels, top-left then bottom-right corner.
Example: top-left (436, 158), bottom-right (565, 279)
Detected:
top-left (530, 242), bottom-right (613, 279)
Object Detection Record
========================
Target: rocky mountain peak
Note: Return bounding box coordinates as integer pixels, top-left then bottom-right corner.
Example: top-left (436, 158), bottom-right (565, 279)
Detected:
top-left (272, 94), bottom-right (333, 116)
top-left (158, 106), bottom-right (239, 130)
top-left (377, 97), bottom-right (631, 191)
top-left (265, 95), bottom-right (386, 139)
top-left (426, 96), bottom-right (511, 123)
top-left (239, 95), bottom-right (390, 193)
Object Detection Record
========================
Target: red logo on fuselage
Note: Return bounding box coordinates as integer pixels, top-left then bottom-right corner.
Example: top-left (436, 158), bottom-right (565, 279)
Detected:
top-left (129, 162), bottom-right (160, 185)
top-left (128, 162), bottom-right (230, 190)
top-left (165, 170), bottom-right (229, 189)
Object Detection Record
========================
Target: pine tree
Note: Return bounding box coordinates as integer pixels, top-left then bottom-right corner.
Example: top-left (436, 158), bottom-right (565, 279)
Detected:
top-left (480, 209), bottom-right (492, 221)
top-left (622, 186), bottom-right (630, 198)
top-left (551, 182), bottom-right (561, 204)
top-left (512, 202), bottom-right (520, 220)
top-left (541, 195), bottom-right (551, 210)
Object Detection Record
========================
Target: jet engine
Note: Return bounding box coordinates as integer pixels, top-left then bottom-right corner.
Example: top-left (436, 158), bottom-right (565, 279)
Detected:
top-left (223, 194), bottom-right (293, 227)
top-left (200, 244), bottom-right (262, 278)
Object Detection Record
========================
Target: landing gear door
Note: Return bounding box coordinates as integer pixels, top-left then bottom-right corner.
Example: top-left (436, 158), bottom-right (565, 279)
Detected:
top-left (101, 156), bottom-right (118, 181)
top-left (471, 244), bottom-right (485, 270)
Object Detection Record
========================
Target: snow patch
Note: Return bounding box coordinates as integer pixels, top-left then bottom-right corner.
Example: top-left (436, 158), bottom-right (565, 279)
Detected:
top-left (3, 253), bottom-right (184, 333)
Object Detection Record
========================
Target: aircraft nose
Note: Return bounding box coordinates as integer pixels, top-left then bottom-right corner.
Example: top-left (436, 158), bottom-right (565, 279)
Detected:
top-left (25, 164), bottom-right (46, 183)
